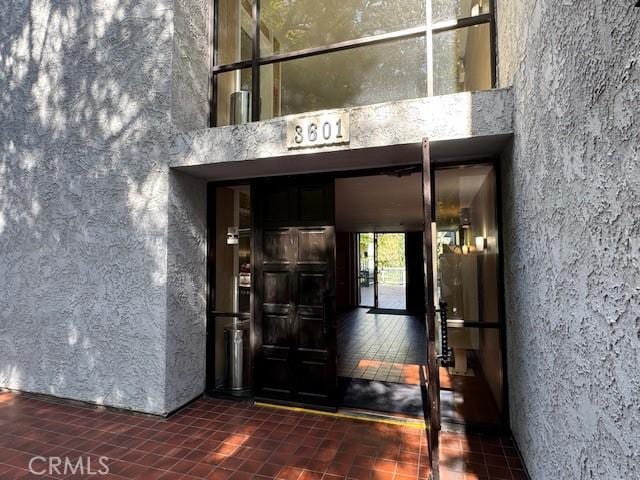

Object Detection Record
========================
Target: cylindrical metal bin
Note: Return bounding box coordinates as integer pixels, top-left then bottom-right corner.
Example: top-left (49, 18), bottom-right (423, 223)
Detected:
top-left (230, 90), bottom-right (251, 125)
top-left (225, 327), bottom-right (245, 391)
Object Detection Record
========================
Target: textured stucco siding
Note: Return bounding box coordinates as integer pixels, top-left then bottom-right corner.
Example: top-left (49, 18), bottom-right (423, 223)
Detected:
top-left (497, 1), bottom-right (640, 478)
top-left (171, 0), bottom-right (210, 132)
top-left (164, 170), bottom-right (207, 413)
top-left (170, 89), bottom-right (514, 168)
top-left (0, 0), bottom-right (515, 417)
top-left (0, 0), bottom-right (209, 415)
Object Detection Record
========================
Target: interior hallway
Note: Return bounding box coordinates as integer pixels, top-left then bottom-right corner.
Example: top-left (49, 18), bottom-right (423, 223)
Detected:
top-left (337, 309), bottom-right (426, 385)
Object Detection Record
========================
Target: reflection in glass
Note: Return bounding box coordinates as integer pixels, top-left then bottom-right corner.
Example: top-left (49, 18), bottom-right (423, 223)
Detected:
top-left (432, 0), bottom-right (491, 24)
top-left (259, 37), bottom-right (427, 120)
top-left (433, 23), bottom-right (492, 96)
top-left (260, 0), bottom-right (425, 55)
top-left (434, 165), bottom-right (499, 323)
top-left (216, 69), bottom-right (252, 126)
top-left (439, 327), bottom-right (502, 425)
top-left (435, 165), bottom-right (503, 426)
top-left (217, 0), bottom-right (253, 65)
top-left (214, 186), bottom-right (251, 392)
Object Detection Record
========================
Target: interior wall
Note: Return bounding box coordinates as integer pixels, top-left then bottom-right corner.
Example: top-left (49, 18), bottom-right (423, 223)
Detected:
top-left (464, 24), bottom-right (492, 92)
top-left (405, 232), bottom-right (425, 314)
top-left (497, 1), bottom-right (640, 478)
top-left (469, 170), bottom-right (502, 413)
top-left (336, 232), bottom-right (357, 310)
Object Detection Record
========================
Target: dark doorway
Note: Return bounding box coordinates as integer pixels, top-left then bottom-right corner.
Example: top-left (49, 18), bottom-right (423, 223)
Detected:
top-left (252, 177), bottom-right (338, 409)
top-left (332, 171), bottom-right (429, 418)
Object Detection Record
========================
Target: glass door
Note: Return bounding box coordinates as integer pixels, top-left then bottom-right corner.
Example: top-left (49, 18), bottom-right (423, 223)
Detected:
top-left (357, 233), bottom-right (375, 307)
top-left (208, 184), bottom-right (252, 397)
top-left (433, 164), bottom-right (506, 428)
top-left (375, 233), bottom-right (407, 310)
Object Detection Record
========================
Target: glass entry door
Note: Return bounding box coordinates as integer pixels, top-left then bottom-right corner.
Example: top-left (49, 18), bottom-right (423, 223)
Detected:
top-left (433, 164), bottom-right (506, 428)
top-left (357, 233), bottom-right (407, 310)
top-left (357, 233), bottom-right (375, 307)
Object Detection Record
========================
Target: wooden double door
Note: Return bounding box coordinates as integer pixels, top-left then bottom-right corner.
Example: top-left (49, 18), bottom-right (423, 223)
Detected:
top-left (253, 177), bottom-right (337, 408)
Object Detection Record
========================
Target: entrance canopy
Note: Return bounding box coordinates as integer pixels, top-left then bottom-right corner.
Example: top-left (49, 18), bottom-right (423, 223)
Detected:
top-left (171, 89), bottom-right (513, 181)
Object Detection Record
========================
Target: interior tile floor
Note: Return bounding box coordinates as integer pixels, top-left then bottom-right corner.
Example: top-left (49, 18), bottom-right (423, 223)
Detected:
top-left (337, 309), bottom-right (426, 384)
top-left (359, 285), bottom-right (407, 311)
top-left (376, 285), bottom-right (407, 311)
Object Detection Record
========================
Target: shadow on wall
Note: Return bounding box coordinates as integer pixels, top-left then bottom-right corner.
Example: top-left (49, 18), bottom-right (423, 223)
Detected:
top-left (0, 0), bottom-right (197, 414)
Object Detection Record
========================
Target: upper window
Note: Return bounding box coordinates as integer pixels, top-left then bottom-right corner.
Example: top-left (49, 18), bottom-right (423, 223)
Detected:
top-left (212, 0), bottom-right (494, 126)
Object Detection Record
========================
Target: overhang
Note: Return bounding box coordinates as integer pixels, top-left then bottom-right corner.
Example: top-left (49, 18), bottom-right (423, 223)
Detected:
top-left (169, 88), bottom-right (513, 181)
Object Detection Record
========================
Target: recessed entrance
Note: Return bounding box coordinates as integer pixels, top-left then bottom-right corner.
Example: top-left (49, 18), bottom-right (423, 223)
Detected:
top-left (205, 149), bottom-right (509, 479)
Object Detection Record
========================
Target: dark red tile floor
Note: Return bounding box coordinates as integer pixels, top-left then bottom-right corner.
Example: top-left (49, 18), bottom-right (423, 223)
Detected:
top-left (0, 391), bottom-right (527, 480)
top-left (0, 391), bottom-right (429, 480)
top-left (438, 432), bottom-right (528, 480)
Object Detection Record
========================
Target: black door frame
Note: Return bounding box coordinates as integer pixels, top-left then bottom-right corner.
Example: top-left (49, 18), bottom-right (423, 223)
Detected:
top-left (204, 155), bottom-right (510, 432)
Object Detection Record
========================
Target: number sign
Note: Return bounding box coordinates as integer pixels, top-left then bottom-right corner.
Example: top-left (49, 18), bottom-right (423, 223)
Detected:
top-left (286, 112), bottom-right (350, 149)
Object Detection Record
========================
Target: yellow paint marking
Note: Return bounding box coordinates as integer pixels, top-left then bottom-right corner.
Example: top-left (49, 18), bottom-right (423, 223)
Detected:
top-left (254, 402), bottom-right (427, 430)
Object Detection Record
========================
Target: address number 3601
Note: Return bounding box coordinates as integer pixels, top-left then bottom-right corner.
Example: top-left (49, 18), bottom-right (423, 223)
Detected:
top-left (286, 112), bottom-right (350, 149)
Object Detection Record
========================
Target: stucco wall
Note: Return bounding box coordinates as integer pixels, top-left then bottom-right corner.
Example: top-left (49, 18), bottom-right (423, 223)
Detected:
top-left (165, 170), bottom-right (207, 413)
top-left (170, 89), bottom-right (514, 170)
top-left (172, 0), bottom-right (210, 132)
top-left (497, 1), bottom-right (640, 478)
top-left (0, 0), bottom-right (209, 415)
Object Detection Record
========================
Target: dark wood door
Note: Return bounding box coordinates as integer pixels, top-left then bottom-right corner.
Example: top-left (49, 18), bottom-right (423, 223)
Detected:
top-left (253, 178), bottom-right (337, 409)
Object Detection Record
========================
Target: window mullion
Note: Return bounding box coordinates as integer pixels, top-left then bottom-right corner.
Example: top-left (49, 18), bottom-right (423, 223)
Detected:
top-left (426, 0), bottom-right (434, 97)
top-left (251, 0), bottom-right (260, 122)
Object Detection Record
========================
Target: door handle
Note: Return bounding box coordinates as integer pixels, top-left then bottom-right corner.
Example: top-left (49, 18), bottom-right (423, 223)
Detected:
top-left (436, 301), bottom-right (452, 366)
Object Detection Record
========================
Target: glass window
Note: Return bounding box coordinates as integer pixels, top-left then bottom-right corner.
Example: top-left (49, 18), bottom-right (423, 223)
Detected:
top-left (259, 37), bottom-right (427, 120)
top-left (260, 0), bottom-right (426, 55)
top-left (432, 0), bottom-right (490, 24)
top-left (217, 0), bottom-right (253, 65)
top-left (216, 68), bottom-right (253, 126)
top-left (433, 23), bottom-right (491, 96)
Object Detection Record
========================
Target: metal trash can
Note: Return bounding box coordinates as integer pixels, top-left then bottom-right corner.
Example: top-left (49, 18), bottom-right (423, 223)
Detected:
top-left (230, 90), bottom-right (251, 125)
top-left (225, 326), bottom-right (246, 391)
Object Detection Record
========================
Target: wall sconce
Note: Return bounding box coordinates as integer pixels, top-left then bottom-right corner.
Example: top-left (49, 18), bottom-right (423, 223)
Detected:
top-left (227, 227), bottom-right (239, 245)
top-left (460, 208), bottom-right (471, 229)
top-left (475, 236), bottom-right (486, 252)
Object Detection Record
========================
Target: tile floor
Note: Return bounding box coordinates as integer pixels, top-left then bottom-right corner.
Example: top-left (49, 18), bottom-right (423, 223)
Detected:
top-left (337, 309), bottom-right (426, 384)
top-left (0, 391), bottom-right (431, 480)
top-left (438, 432), bottom-right (528, 480)
top-left (360, 285), bottom-right (407, 311)
top-left (0, 391), bottom-right (528, 480)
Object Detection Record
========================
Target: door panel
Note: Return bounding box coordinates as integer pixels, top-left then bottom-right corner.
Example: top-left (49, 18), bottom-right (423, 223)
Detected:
top-left (254, 178), bottom-right (337, 409)
top-left (422, 139), bottom-right (441, 479)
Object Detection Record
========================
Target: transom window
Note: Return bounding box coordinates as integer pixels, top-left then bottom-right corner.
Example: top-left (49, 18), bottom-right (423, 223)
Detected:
top-left (212, 0), bottom-right (495, 126)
